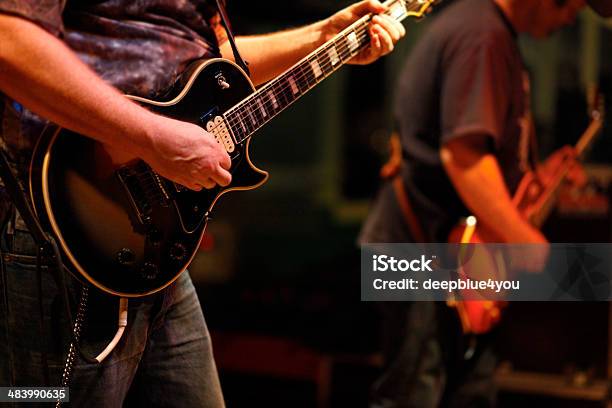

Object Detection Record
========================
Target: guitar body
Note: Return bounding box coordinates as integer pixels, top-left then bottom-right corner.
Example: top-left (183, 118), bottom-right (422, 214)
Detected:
top-left (447, 156), bottom-right (584, 334)
top-left (29, 59), bottom-right (268, 297)
top-left (447, 166), bottom-right (563, 333)
top-left (447, 219), bottom-right (506, 334)
top-left (26, 1), bottom-right (439, 297)
top-left (447, 221), bottom-right (499, 244)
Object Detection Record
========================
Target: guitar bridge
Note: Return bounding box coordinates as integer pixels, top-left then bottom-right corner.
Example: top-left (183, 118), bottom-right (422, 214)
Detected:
top-left (117, 162), bottom-right (170, 225)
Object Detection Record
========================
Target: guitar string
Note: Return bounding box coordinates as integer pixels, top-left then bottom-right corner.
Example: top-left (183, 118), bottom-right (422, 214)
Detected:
top-left (223, 0), bottom-right (421, 122)
top-left (140, 1), bottom-right (414, 156)
top-left (222, 0), bottom-right (425, 135)
top-left (128, 5), bottom-right (420, 184)
top-left (126, 24), bottom-right (374, 184)
top-left (128, 26), bottom-right (374, 189)
top-left (226, 18), bottom-right (370, 119)
top-left (128, 27), bottom-right (373, 193)
top-left (225, 20), bottom-right (374, 139)
top-left (225, 27), bottom-right (372, 142)
top-left (164, 2), bottom-right (422, 142)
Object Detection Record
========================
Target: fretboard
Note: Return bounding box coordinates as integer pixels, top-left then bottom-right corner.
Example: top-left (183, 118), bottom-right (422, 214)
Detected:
top-left (222, 0), bottom-right (429, 144)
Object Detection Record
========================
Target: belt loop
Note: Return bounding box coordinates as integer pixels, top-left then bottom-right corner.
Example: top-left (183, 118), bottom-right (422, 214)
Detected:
top-left (6, 208), bottom-right (16, 253)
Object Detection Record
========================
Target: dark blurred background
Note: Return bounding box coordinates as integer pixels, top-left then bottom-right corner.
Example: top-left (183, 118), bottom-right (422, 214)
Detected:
top-left (188, 1), bottom-right (612, 406)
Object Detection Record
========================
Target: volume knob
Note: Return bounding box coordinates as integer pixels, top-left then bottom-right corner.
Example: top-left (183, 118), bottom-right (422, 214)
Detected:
top-left (116, 248), bottom-right (135, 266)
top-left (140, 262), bottom-right (159, 280)
top-left (169, 243), bottom-right (187, 261)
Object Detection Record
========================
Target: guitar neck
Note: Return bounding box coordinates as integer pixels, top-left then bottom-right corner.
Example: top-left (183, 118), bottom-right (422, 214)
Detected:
top-left (223, 0), bottom-right (432, 144)
top-left (575, 111), bottom-right (604, 158)
top-left (529, 114), bottom-right (604, 227)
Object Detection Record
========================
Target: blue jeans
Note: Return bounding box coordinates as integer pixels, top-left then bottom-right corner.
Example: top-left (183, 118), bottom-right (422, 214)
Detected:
top-left (0, 226), bottom-right (224, 407)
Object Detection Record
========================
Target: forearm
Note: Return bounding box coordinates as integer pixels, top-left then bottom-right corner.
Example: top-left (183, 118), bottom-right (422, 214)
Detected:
top-left (441, 137), bottom-right (544, 243)
top-left (220, 20), bottom-right (328, 85)
top-left (0, 14), bottom-right (157, 158)
top-left (220, 0), bottom-right (404, 86)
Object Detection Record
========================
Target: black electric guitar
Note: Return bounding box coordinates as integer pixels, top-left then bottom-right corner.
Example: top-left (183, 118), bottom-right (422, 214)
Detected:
top-left (29, 0), bottom-right (436, 297)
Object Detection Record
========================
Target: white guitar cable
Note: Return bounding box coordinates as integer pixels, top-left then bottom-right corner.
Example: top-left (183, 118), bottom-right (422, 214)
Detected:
top-left (57, 295), bottom-right (129, 407)
top-left (94, 297), bottom-right (129, 363)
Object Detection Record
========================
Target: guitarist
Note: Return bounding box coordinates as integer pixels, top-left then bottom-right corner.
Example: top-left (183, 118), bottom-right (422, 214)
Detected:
top-left (0, 0), bottom-right (405, 405)
top-left (360, 0), bottom-right (609, 407)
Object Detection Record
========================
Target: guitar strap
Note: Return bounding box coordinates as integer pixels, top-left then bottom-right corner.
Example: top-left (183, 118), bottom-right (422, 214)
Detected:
top-left (215, 0), bottom-right (251, 77)
top-left (381, 132), bottom-right (427, 242)
top-left (0, 150), bottom-right (53, 250)
top-left (392, 176), bottom-right (426, 242)
top-left (523, 70), bottom-right (540, 172)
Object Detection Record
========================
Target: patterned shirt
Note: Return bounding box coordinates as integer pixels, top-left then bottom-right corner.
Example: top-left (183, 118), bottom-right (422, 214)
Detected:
top-left (0, 0), bottom-right (222, 178)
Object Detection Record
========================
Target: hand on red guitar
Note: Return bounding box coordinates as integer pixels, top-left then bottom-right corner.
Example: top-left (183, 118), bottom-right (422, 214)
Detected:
top-left (536, 145), bottom-right (588, 189)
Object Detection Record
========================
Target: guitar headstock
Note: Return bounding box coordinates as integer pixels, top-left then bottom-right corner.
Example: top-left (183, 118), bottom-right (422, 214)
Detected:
top-left (384, 0), bottom-right (439, 22)
top-left (574, 84), bottom-right (606, 158)
top-left (404, 0), bottom-right (439, 19)
top-left (588, 85), bottom-right (605, 122)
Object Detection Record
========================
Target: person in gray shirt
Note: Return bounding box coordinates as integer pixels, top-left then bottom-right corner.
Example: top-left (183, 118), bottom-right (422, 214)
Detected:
top-left (361, 0), bottom-right (609, 406)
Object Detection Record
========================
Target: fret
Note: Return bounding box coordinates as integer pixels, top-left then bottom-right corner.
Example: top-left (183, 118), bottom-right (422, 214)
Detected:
top-left (226, 115), bottom-right (242, 143)
top-left (230, 111), bottom-right (240, 133)
top-left (226, 111), bottom-right (246, 144)
top-left (251, 98), bottom-right (266, 125)
top-left (244, 101), bottom-right (259, 129)
top-left (284, 66), bottom-right (304, 95)
top-left (240, 117), bottom-right (248, 134)
top-left (242, 115), bottom-right (253, 136)
top-left (309, 57), bottom-right (323, 80)
top-left (268, 81), bottom-right (283, 109)
top-left (286, 74), bottom-right (301, 96)
top-left (283, 76), bottom-right (299, 105)
top-left (228, 21), bottom-right (368, 145)
top-left (234, 119), bottom-right (246, 143)
top-left (220, 0), bottom-right (436, 146)
top-left (245, 103), bottom-right (258, 128)
top-left (267, 90), bottom-right (279, 111)
top-left (272, 79), bottom-right (291, 109)
top-left (346, 30), bottom-right (360, 54)
top-left (358, 20), bottom-right (371, 49)
top-left (300, 62), bottom-right (317, 88)
top-left (335, 36), bottom-right (350, 63)
top-left (236, 104), bottom-right (248, 131)
top-left (357, 20), bottom-right (371, 48)
top-left (327, 44), bottom-right (340, 68)
top-left (255, 97), bottom-right (268, 119)
top-left (316, 46), bottom-right (334, 77)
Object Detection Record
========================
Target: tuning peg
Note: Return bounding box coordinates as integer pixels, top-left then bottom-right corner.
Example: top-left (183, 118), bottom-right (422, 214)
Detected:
top-left (586, 84), bottom-right (605, 120)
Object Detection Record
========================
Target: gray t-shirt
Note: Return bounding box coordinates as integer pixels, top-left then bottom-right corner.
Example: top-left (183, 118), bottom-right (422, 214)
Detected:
top-left (360, 0), bottom-right (530, 243)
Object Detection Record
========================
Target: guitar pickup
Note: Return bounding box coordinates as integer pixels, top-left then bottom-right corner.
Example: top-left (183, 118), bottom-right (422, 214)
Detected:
top-left (206, 116), bottom-right (235, 153)
top-left (200, 108), bottom-right (236, 154)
